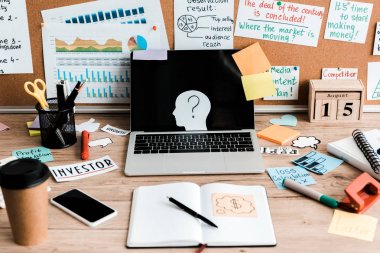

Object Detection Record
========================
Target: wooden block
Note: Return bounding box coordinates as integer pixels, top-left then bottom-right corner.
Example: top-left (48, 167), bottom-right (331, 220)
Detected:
top-left (337, 100), bottom-right (360, 120)
top-left (314, 100), bottom-right (337, 120)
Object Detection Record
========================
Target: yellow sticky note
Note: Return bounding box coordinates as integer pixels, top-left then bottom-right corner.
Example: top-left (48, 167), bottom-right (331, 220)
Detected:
top-left (241, 72), bottom-right (275, 100)
top-left (232, 43), bottom-right (271, 75)
top-left (26, 122), bottom-right (40, 137)
top-left (328, 210), bottom-right (378, 242)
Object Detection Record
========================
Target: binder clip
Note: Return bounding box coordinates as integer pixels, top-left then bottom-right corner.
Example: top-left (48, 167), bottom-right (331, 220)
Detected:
top-left (339, 172), bottom-right (380, 214)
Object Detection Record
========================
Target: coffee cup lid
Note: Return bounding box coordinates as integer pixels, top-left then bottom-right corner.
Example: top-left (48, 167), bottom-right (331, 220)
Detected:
top-left (0, 159), bottom-right (50, 189)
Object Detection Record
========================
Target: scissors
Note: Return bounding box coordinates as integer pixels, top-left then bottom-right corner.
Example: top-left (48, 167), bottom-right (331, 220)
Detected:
top-left (24, 79), bottom-right (49, 110)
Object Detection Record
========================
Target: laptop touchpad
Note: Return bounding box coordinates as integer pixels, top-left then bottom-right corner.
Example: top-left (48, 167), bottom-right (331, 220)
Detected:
top-left (164, 153), bottom-right (225, 173)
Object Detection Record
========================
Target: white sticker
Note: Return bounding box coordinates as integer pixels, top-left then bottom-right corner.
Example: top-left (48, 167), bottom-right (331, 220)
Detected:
top-left (49, 156), bottom-right (118, 182)
top-left (89, 138), bottom-right (113, 148)
top-left (101, 124), bottom-right (130, 136)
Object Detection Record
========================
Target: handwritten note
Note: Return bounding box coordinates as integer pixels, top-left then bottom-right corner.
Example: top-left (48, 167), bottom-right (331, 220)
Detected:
top-left (264, 66), bottom-right (299, 100)
top-left (367, 62), bottom-right (380, 100)
top-left (232, 43), bottom-right (271, 75)
top-left (324, 0), bottom-right (373, 44)
top-left (241, 72), bottom-right (275, 100)
top-left (373, 23), bottom-right (380, 55)
top-left (292, 151), bottom-right (343, 175)
top-left (322, 68), bottom-right (358, 80)
top-left (12, 146), bottom-right (54, 163)
top-left (235, 0), bottom-right (324, 47)
top-left (0, 0), bottom-right (33, 74)
top-left (174, 0), bottom-right (234, 50)
top-left (328, 210), bottom-right (378, 241)
top-left (267, 166), bottom-right (316, 190)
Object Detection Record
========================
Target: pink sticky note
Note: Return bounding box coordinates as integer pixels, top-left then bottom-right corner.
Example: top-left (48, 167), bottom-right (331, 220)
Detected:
top-left (0, 122), bottom-right (9, 132)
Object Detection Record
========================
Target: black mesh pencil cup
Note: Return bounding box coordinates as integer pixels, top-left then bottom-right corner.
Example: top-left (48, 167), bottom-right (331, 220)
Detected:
top-left (36, 98), bottom-right (77, 149)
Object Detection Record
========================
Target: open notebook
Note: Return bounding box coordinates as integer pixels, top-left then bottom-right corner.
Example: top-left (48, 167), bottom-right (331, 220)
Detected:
top-left (126, 182), bottom-right (276, 248)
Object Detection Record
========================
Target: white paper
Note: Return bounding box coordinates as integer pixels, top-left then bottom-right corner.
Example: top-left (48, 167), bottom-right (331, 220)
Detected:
top-left (133, 50), bottom-right (167, 60)
top-left (322, 68), bottom-right (358, 80)
top-left (367, 62), bottom-right (380, 100)
top-left (324, 0), bottom-right (373, 44)
top-left (101, 124), bottom-right (130, 136)
top-left (41, 0), bottom-right (168, 49)
top-left (49, 156), bottom-right (118, 182)
top-left (42, 23), bottom-right (162, 104)
top-left (235, 0), bottom-right (324, 47)
top-left (88, 138), bottom-right (113, 148)
top-left (174, 0), bottom-right (234, 50)
top-left (264, 66), bottom-right (299, 100)
top-left (0, 0), bottom-right (33, 74)
top-left (373, 22), bottom-right (380, 55)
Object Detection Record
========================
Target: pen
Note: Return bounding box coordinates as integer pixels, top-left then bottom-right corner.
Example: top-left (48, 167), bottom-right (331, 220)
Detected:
top-left (282, 179), bottom-right (339, 208)
top-left (64, 80), bottom-right (85, 110)
top-left (167, 196), bottom-right (218, 228)
top-left (81, 131), bottom-right (90, 160)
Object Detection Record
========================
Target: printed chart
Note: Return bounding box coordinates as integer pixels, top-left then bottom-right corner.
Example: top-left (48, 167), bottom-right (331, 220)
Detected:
top-left (42, 23), bottom-right (161, 104)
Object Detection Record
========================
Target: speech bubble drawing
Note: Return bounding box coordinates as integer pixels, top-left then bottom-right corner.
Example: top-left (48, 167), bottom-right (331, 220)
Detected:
top-left (292, 136), bottom-right (321, 149)
top-left (88, 138), bottom-right (113, 148)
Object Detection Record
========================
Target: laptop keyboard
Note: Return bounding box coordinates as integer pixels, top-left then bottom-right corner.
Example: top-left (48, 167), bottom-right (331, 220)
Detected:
top-left (133, 132), bottom-right (254, 154)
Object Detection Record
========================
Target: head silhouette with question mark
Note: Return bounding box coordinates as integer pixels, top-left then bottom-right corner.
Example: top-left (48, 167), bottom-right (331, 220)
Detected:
top-left (172, 90), bottom-right (211, 131)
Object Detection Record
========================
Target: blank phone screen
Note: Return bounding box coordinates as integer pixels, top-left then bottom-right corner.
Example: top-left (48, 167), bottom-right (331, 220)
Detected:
top-left (52, 189), bottom-right (115, 222)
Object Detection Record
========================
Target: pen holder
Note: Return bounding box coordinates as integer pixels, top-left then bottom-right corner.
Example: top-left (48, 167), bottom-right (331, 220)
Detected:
top-left (36, 98), bottom-right (77, 149)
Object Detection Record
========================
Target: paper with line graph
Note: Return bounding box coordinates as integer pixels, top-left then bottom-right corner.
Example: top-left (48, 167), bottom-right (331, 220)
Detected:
top-left (234, 0), bottom-right (324, 47)
top-left (41, 0), bottom-right (168, 49)
top-left (42, 23), bottom-right (162, 103)
top-left (367, 62), bottom-right (380, 100)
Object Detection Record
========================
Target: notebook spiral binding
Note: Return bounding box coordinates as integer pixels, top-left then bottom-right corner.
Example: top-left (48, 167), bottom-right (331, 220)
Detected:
top-left (352, 129), bottom-right (380, 174)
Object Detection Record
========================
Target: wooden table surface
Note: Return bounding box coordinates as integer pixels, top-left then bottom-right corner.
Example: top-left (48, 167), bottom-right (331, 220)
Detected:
top-left (0, 113), bottom-right (379, 253)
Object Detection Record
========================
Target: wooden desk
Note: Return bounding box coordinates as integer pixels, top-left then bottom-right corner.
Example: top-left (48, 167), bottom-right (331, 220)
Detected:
top-left (0, 113), bottom-right (379, 252)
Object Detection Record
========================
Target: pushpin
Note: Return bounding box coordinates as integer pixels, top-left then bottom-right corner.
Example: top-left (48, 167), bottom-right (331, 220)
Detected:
top-left (153, 25), bottom-right (158, 31)
top-left (277, 1), bottom-right (282, 6)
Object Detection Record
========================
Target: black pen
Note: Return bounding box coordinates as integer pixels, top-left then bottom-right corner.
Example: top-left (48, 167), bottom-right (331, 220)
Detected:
top-left (64, 80), bottom-right (85, 110)
top-left (168, 197), bottom-right (218, 228)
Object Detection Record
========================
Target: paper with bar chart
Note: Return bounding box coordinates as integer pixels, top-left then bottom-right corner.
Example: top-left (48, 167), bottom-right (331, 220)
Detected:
top-left (41, 0), bottom-right (168, 49)
top-left (42, 23), bottom-right (161, 103)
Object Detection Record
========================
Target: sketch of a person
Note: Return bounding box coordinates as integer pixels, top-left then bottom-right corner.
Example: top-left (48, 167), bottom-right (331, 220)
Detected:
top-left (172, 90), bottom-right (211, 131)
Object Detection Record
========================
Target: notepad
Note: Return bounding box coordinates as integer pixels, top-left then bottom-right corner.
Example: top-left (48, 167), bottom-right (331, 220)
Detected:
top-left (126, 182), bottom-right (276, 248)
top-left (257, 125), bottom-right (300, 145)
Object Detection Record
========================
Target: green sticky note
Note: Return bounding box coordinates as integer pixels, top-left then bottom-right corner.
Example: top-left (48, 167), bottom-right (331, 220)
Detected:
top-left (12, 146), bottom-right (54, 163)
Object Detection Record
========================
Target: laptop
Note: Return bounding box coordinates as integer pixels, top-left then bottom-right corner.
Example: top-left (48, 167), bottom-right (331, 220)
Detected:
top-left (125, 50), bottom-right (264, 176)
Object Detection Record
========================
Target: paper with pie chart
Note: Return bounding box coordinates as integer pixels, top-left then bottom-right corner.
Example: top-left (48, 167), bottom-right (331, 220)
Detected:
top-left (42, 23), bottom-right (162, 104)
top-left (174, 0), bottom-right (234, 50)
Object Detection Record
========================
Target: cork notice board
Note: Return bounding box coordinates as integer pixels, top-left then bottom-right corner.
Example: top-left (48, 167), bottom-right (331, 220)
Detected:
top-left (0, 0), bottom-right (379, 107)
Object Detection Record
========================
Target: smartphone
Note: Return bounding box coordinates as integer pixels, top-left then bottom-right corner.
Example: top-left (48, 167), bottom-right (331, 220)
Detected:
top-left (51, 189), bottom-right (117, 227)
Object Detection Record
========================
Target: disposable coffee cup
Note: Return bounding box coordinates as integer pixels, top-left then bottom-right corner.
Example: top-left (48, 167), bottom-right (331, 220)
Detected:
top-left (0, 159), bottom-right (50, 246)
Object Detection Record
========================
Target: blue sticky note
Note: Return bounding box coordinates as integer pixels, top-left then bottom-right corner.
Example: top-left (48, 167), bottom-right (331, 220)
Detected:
top-left (267, 166), bottom-right (316, 189)
top-left (12, 146), bottom-right (54, 163)
top-left (292, 151), bottom-right (343, 175)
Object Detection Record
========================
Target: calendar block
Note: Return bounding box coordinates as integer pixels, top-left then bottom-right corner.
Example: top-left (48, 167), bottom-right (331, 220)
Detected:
top-left (308, 80), bottom-right (364, 122)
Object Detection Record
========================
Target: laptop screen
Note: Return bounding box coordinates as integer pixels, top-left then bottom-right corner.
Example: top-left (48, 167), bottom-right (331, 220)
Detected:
top-left (131, 50), bottom-right (254, 132)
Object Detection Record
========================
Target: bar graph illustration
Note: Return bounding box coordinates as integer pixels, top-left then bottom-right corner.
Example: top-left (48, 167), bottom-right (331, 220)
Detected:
top-left (64, 6), bottom-right (146, 25)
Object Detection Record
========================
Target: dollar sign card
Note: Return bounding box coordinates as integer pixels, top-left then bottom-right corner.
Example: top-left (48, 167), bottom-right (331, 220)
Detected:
top-left (212, 193), bottom-right (257, 217)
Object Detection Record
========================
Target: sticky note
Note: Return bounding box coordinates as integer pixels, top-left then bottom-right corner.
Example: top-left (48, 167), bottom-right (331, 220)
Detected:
top-left (26, 122), bottom-right (41, 136)
top-left (257, 125), bottom-right (300, 145)
top-left (241, 72), bottom-right (275, 100)
top-left (267, 166), bottom-right (316, 190)
top-left (12, 146), bottom-right (54, 163)
top-left (292, 151), bottom-right (343, 175)
top-left (328, 210), bottom-right (378, 242)
top-left (0, 122), bottom-right (9, 132)
top-left (232, 43), bottom-right (271, 75)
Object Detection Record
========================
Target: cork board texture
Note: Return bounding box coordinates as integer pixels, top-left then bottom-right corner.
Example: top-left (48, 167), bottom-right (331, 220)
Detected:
top-left (0, 0), bottom-right (379, 107)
